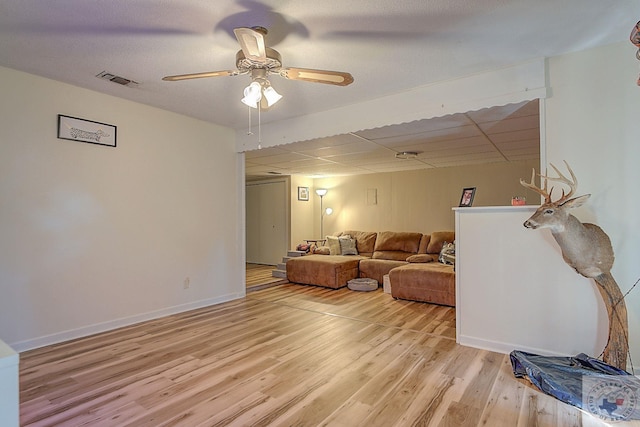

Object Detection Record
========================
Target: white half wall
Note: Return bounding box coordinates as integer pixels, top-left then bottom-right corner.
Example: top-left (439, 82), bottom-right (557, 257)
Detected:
top-left (456, 207), bottom-right (607, 358)
top-left (0, 67), bottom-right (243, 351)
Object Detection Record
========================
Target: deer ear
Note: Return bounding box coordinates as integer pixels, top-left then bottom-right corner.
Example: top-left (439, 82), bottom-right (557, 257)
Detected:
top-left (560, 194), bottom-right (591, 209)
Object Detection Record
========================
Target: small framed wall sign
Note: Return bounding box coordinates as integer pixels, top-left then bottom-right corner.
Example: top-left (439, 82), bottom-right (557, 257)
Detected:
top-left (57, 115), bottom-right (117, 147)
top-left (298, 186), bottom-right (309, 201)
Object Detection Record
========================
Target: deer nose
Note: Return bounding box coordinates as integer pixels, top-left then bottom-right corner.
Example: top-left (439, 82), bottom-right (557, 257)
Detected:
top-left (523, 220), bottom-right (535, 229)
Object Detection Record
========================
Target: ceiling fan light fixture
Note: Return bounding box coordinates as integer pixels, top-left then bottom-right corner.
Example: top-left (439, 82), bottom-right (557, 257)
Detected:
top-left (395, 151), bottom-right (419, 160)
top-left (241, 81), bottom-right (262, 108)
top-left (262, 85), bottom-right (282, 106)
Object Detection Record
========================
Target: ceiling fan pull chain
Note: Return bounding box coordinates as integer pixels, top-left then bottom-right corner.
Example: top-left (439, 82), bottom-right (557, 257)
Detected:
top-left (247, 106), bottom-right (253, 137)
top-left (258, 103), bottom-right (262, 149)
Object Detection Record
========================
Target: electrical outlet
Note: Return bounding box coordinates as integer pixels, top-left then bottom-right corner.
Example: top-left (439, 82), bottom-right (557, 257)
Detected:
top-left (183, 277), bottom-right (190, 289)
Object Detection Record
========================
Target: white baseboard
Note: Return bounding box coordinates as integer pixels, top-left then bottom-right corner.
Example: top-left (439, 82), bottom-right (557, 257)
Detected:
top-left (457, 334), bottom-right (568, 358)
top-left (10, 292), bottom-right (244, 353)
top-left (459, 335), bottom-right (640, 376)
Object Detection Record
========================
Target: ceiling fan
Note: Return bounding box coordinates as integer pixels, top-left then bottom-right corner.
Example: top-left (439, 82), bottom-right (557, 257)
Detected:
top-left (163, 26), bottom-right (354, 108)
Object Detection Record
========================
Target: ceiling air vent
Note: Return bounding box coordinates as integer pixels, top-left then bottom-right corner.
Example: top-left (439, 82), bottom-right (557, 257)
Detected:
top-left (395, 151), bottom-right (419, 160)
top-left (96, 71), bottom-right (139, 87)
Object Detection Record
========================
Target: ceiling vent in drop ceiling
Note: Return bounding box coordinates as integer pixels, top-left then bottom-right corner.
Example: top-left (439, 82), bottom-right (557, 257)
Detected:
top-left (395, 151), bottom-right (419, 160)
top-left (96, 71), bottom-right (139, 87)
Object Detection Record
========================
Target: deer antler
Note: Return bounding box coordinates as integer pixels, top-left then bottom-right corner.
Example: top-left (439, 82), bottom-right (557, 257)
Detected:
top-left (520, 168), bottom-right (551, 203)
top-left (541, 160), bottom-right (577, 205)
top-left (520, 160), bottom-right (577, 204)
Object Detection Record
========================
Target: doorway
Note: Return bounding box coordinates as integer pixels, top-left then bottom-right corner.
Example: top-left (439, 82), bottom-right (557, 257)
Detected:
top-left (245, 179), bottom-right (289, 265)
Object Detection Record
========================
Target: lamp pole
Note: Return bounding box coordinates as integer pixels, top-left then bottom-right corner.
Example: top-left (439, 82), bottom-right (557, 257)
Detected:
top-left (315, 189), bottom-right (328, 238)
top-left (319, 194), bottom-right (325, 238)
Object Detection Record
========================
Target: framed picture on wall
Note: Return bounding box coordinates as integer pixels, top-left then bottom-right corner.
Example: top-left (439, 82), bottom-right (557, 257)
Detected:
top-left (298, 186), bottom-right (309, 201)
top-left (459, 187), bottom-right (476, 207)
top-left (57, 114), bottom-right (117, 147)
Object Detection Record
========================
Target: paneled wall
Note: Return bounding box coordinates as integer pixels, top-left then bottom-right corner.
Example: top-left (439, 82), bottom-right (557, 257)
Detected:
top-left (295, 159), bottom-right (539, 238)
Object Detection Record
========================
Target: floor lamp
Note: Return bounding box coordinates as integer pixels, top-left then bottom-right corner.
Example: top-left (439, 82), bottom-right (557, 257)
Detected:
top-left (316, 188), bottom-right (328, 238)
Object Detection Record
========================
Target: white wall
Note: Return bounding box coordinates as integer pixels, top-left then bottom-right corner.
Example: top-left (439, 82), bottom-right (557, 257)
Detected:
top-left (290, 175), bottom-right (314, 248)
top-left (0, 67), bottom-right (243, 351)
top-left (543, 42), bottom-right (640, 371)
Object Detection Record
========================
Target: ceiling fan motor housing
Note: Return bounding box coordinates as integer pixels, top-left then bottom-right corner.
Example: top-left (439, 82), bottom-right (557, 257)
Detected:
top-left (236, 48), bottom-right (282, 72)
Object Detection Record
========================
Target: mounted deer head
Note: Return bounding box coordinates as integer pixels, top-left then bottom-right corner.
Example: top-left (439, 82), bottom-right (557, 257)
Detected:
top-left (521, 161), bottom-right (591, 232)
top-left (520, 161), bottom-right (613, 277)
top-left (519, 161), bottom-right (629, 371)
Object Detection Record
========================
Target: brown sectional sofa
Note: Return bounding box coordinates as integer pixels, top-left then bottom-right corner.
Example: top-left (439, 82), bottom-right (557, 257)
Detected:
top-left (286, 230), bottom-right (455, 306)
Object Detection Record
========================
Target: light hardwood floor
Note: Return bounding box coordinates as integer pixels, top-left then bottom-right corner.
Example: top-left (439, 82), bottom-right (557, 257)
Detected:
top-left (245, 263), bottom-right (287, 292)
top-left (19, 282), bottom-right (636, 426)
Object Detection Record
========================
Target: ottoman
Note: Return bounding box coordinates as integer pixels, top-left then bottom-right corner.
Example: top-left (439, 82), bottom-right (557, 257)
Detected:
top-left (389, 262), bottom-right (455, 306)
top-left (286, 255), bottom-right (365, 289)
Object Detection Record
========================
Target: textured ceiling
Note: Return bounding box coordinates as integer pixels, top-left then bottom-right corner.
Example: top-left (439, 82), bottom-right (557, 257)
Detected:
top-left (0, 1), bottom-right (636, 177)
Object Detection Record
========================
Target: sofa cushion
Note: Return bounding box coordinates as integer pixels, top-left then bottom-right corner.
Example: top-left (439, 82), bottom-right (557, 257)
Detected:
top-left (314, 246), bottom-right (330, 255)
top-left (339, 230), bottom-right (377, 256)
top-left (374, 231), bottom-right (423, 253)
top-left (418, 234), bottom-right (431, 254)
top-left (406, 254), bottom-right (436, 263)
top-left (426, 231), bottom-right (455, 254)
top-left (358, 258), bottom-right (408, 284)
top-left (373, 250), bottom-right (415, 261)
top-left (326, 236), bottom-right (341, 255)
top-left (339, 235), bottom-right (358, 255)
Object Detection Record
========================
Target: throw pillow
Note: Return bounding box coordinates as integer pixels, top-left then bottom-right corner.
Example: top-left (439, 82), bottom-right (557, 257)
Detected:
top-left (438, 241), bottom-right (455, 265)
top-left (326, 236), bottom-right (341, 255)
top-left (339, 235), bottom-right (358, 255)
top-left (314, 246), bottom-right (330, 255)
top-left (406, 254), bottom-right (435, 263)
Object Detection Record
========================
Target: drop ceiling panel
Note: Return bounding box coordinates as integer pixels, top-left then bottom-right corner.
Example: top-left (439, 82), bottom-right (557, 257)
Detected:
top-left (494, 138), bottom-right (540, 150)
top-left (332, 151), bottom-right (397, 165)
top-left (248, 152), bottom-right (315, 165)
top-left (429, 152), bottom-right (509, 167)
top-left (283, 134), bottom-right (358, 151)
top-left (466, 99), bottom-right (538, 122)
top-left (297, 141), bottom-right (383, 157)
top-left (478, 115), bottom-right (540, 134)
top-left (357, 113), bottom-right (473, 140)
top-left (399, 135), bottom-right (491, 155)
top-left (489, 129), bottom-right (540, 144)
top-left (363, 125), bottom-right (481, 147)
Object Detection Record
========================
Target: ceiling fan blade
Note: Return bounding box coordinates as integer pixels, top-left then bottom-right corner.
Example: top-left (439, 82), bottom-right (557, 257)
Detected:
top-left (233, 27), bottom-right (267, 62)
top-left (280, 67), bottom-right (354, 86)
top-left (162, 70), bottom-right (238, 81)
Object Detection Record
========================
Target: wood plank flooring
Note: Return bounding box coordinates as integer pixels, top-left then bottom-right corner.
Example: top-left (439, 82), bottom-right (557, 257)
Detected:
top-left (245, 263), bottom-right (287, 292)
top-left (19, 282), bottom-right (637, 426)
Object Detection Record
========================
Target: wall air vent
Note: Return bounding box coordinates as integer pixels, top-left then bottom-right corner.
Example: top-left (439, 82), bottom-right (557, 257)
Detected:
top-left (96, 71), bottom-right (139, 87)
